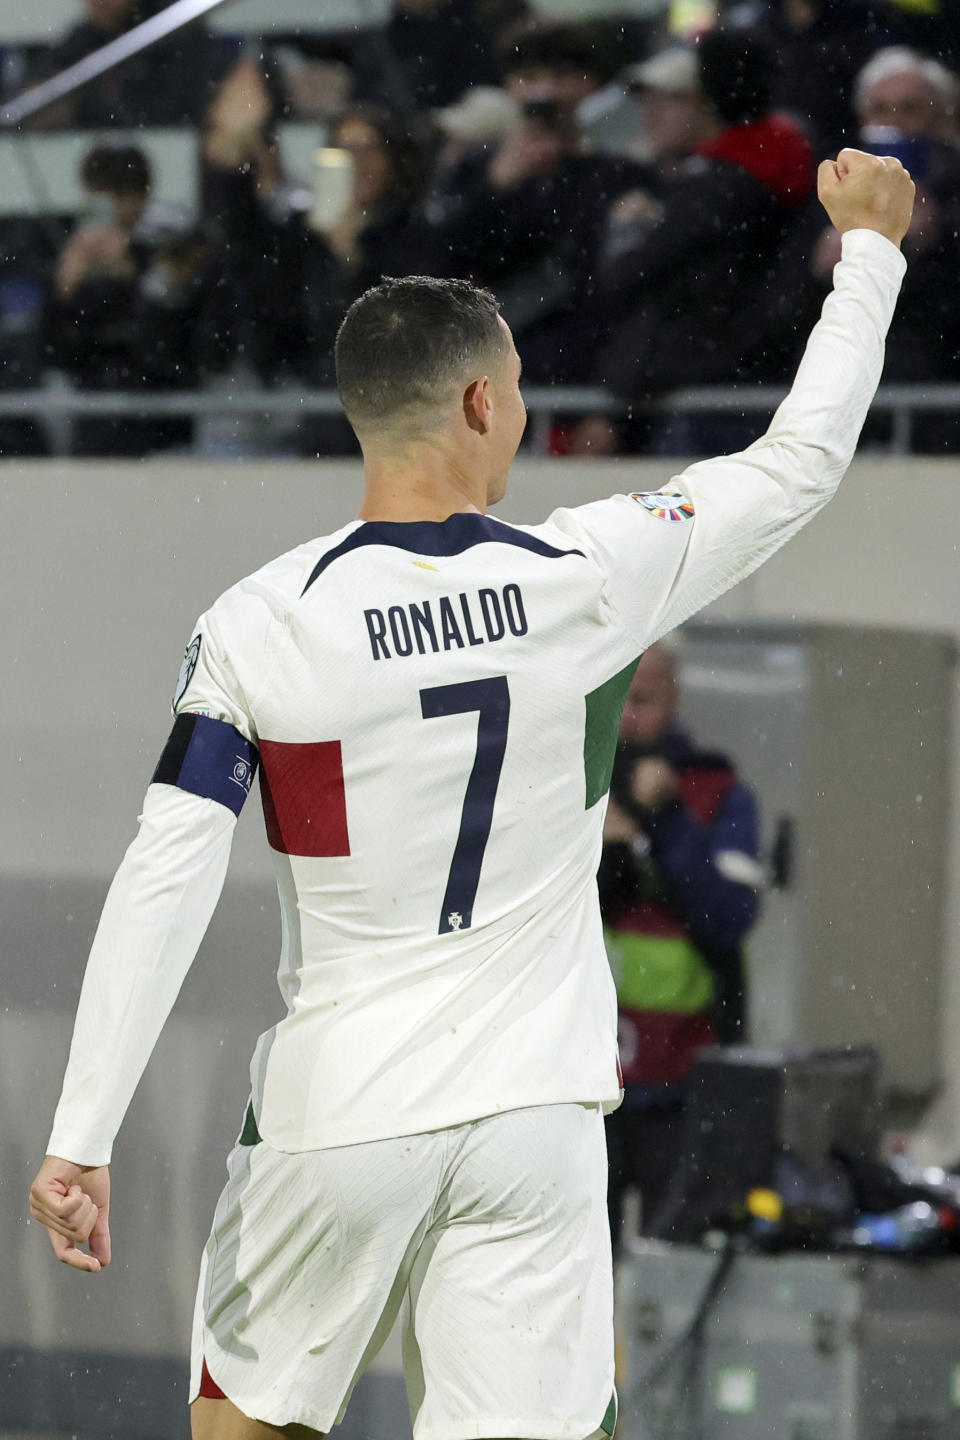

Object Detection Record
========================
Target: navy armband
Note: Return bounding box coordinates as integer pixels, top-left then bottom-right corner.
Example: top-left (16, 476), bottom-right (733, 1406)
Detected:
top-left (152, 714), bottom-right (259, 817)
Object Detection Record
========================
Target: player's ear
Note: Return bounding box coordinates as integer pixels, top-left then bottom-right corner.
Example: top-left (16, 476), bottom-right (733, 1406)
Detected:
top-left (463, 376), bottom-right (493, 435)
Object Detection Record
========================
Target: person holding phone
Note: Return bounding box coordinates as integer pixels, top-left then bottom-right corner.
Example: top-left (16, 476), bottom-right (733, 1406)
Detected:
top-left (425, 71), bottom-right (652, 387)
top-left (203, 61), bottom-right (439, 444)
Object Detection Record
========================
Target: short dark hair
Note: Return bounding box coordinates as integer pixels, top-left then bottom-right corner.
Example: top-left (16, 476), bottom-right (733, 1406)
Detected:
top-left (697, 28), bottom-right (775, 126)
top-left (335, 276), bottom-right (507, 436)
top-left (80, 144), bottom-right (152, 197)
top-left (497, 19), bottom-right (620, 86)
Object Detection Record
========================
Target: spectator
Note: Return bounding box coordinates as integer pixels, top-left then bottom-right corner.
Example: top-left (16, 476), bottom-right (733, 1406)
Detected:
top-left (204, 62), bottom-right (438, 446)
top-left (425, 72), bottom-right (651, 384)
top-left (48, 144), bottom-right (218, 455)
top-left (351, 0), bottom-right (502, 112)
top-left (497, 19), bottom-right (642, 157)
top-left (599, 644), bottom-right (762, 1249)
top-left (580, 30), bottom-right (814, 454)
top-left (0, 218), bottom-right (55, 457)
top-left (854, 45), bottom-right (959, 146)
top-left (807, 47), bottom-right (960, 446)
top-left (432, 85), bottom-right (519, 176)
top-left (621, 44), bottom-right (717, 169)
top-left (723, 0), bottom-right (895, 150)
top-left (34, 0), bottom-right (228, 128)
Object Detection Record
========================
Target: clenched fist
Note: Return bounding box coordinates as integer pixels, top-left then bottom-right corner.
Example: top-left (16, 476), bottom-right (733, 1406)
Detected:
top-left (30, 1155), bottom-right (111, 1273)
top-left (817, 148), bottom-right (916, 248)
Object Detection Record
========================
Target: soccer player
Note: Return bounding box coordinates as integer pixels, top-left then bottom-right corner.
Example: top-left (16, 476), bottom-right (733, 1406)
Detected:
top-left (30, 149), bottom-right (913, 1440)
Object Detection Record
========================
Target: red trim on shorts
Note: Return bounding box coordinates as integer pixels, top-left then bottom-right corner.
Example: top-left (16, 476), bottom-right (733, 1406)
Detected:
top-left (199, 1359), bottom-right (227, 1400)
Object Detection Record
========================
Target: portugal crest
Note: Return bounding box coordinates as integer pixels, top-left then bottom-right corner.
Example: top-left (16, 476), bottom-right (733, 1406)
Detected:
top-left (173, 634), bottom-right (202, 709)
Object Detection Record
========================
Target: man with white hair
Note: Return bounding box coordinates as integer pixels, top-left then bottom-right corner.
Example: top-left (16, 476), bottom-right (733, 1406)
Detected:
top-left (855, 45), bottom-right (959, 145)
top-left (807, 44), bottom-right (960, 446)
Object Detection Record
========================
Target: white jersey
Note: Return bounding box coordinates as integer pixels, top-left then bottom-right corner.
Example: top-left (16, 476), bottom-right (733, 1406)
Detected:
top-left (48, 229), bottom-right (905, 1166)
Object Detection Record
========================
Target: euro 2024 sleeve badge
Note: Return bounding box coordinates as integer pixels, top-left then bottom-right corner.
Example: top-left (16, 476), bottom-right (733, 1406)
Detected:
top-left (629, 491), bottom-right (695, 522)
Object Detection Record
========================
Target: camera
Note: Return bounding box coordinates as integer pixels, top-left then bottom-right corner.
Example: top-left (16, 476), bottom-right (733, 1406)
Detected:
top-left (521, 98), bottom-right (563, 127)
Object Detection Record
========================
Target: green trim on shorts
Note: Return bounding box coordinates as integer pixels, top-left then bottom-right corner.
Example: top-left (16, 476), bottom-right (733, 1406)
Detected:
top-left (600, 1390), bottom-right (618, 1437)
top-left (239, 1101), bottom-right (262, 1146)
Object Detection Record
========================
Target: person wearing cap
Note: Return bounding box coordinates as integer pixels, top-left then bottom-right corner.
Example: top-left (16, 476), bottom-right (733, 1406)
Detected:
top-left (433, 87), bottom-right (521, 175)
top-left (622, 46), bottom-right (717, 167)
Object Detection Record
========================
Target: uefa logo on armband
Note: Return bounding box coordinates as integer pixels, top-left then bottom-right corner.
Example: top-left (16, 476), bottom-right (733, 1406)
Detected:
top-left (629, 491), bottom-right (695, 522)
top-left (231, 757), bottom-right (253, 794)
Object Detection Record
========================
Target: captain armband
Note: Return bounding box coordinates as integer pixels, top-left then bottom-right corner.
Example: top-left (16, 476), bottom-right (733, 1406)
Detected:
top-left (152, 713), bottom-right (259, 817)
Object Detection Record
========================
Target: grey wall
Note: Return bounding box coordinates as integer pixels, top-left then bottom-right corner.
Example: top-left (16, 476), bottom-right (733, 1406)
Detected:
top-left (2, 456), bottom-right (959, 1434)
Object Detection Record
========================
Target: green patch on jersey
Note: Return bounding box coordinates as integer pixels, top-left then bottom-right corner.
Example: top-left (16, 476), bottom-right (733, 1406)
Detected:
top-left (583, 659), bottom-right (640, 808)
top-left (239, 1101), bottom-right (262, 1146)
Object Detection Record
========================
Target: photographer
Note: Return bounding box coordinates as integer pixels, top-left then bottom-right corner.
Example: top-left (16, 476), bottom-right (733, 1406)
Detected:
top-left (203, 61), bottom-right (438, 448)
top-left (425, 58), bottom-right (651, 384)
top-left (600, 644), bottom-right (763, 1249)
top-left (49, 145), bottom-right (220, 456)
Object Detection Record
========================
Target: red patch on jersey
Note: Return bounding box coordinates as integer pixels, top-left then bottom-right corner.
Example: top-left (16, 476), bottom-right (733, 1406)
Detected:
top-left (259, 739), bottom-right (350, 857)
top-left (199, 1359), bottom-right (227, 1399)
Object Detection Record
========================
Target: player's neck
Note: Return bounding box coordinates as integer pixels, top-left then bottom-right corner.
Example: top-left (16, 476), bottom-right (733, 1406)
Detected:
top-left (357, 448), bottom-right (489, 523)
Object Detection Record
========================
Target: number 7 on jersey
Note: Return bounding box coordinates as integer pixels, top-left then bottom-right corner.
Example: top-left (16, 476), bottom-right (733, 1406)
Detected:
top-left (420, 676), bottom-right (510, 934)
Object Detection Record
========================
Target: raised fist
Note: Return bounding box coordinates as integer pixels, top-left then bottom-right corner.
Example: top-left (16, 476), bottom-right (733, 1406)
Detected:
top-left (817, 148), bottom-right (916, 248)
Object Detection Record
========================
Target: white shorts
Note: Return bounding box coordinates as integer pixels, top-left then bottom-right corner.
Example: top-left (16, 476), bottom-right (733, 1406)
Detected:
top-left (190, 1102), bottom-right (615, 1439)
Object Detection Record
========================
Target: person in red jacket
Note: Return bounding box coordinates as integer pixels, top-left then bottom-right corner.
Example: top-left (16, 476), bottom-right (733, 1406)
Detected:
top-left (600, 643), bottom-right (764, 1249)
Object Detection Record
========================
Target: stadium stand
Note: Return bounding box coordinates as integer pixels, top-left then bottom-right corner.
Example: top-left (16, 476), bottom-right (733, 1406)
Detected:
top-left (0, 0), bottom-right (957, 457)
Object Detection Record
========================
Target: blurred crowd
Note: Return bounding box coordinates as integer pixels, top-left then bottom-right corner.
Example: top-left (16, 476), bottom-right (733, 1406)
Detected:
top-left (1, 0), bottom-right (960, 458)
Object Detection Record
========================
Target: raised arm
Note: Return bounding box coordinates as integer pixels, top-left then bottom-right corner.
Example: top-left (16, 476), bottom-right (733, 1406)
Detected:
top-left (549, 150), bottom-right (915, 651)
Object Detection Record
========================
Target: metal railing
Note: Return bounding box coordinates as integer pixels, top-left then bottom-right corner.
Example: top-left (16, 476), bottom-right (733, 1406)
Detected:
top-left (0, 383), bottom-right (955, 457)
top-left (0, 0), bottom-right (232, 129)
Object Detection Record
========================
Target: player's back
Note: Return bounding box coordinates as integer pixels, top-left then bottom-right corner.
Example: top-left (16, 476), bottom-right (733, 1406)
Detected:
top-left (189, 511), bottom-right (635, 1150)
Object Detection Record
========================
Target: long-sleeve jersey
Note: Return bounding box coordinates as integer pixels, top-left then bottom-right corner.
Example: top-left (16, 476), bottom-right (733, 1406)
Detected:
top-left (48, 229), bottom-right (906, 1167)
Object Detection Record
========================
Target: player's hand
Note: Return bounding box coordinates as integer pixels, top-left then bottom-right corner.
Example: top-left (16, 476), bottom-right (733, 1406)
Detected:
top-left (29, 1156), bottom-right (111, 1273)
top-left (817, 148), bottom-right (916, 247)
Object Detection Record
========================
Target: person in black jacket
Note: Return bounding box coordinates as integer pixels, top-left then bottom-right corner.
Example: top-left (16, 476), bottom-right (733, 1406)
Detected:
top-left (351, 0), bottom-right (505, 112)
top-left (582, 30), bottom-right (816, 454)
top-left (424, 81), bottom-right (651, 384)
top-left (48, 144), bottom-right (219, 456)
